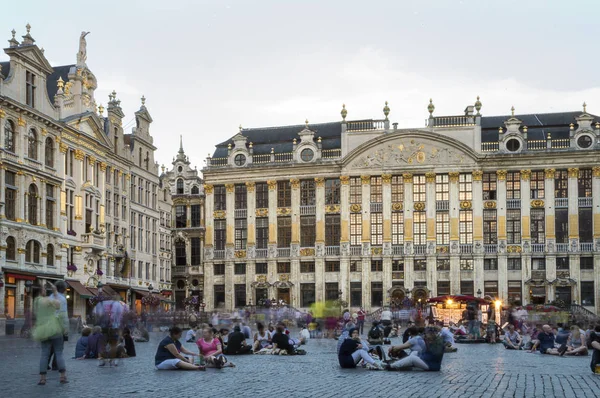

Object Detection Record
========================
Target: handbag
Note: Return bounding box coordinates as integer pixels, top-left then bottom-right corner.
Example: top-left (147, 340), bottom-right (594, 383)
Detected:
top-left (32, 314), bottom-right (63, 342)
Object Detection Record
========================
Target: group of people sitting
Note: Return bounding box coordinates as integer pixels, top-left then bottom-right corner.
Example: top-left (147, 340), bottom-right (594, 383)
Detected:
top-left (526, 323), bottom-right (599, 357)
top-left (74, 326), bottom-right (137, 366)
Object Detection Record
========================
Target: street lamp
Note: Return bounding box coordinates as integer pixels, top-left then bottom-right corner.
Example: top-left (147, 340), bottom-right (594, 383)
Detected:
top-left (97, 281), bottom-right (103, 295)
top-left (25, 280), bottom-right (33, 292)
top-left (477, 289), bottom-right (482, 298)
top-left (148, 284), bottom-right (154, 293)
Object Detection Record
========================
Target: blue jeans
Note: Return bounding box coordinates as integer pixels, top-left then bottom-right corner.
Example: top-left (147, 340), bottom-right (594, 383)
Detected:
top-left (40, 335), bottom-right (66, 374)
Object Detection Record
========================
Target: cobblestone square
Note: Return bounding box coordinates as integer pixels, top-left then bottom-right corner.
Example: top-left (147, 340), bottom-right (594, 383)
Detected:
top-left (1, 332), bottom-right (599, 398)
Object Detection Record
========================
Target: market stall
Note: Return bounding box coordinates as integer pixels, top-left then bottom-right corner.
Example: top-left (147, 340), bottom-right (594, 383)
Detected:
top-left (427, 295), bottom-right (491, 325)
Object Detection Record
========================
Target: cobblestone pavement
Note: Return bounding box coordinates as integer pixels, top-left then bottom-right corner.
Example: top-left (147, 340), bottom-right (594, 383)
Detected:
top-left (1, 332), bottom-right (599, 398)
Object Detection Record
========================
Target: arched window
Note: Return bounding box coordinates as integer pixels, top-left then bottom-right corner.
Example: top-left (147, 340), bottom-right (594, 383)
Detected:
top-left (191, 185), bottom-right (200, 195)
top-left (176, 179), bottom-right (184, 194)
top-left (28, 128), bottom-right (38, 159)
top-left (113, 127), bottom-right (118, 154)
top-left (25, 240), bottom-right (41, 264)
top-left (46, 244), bottom-right (55, 266)
top-left (45, 137), bottom-right (54, 167)
top-left (175, 240), bottom-right (186, 266)
top-left (6, 236), bottom-right (16, 261)
top-left (163, 189), bottom-right (168, 201)
top-left (139, 147), bottom-right (143, 167)
top-left (28, 184), bottom-right (38, 225)
top-left (4, 120), bottom-right (15, 152)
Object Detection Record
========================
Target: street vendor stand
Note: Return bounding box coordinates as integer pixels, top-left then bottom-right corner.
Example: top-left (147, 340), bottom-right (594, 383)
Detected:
top-left (427, 295), bottom-right (491, 325)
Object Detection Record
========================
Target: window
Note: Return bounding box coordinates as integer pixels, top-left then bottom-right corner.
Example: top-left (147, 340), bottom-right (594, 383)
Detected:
top-left (28, 128), bottom-right (38, 160)
top-left (350, 282), bottom-right (362, 307)
top-left (301, 284), bottom-right (315, 307)
top-left (458, 174), bottom-right (472, 201)
top-left (349, 177), bottom-right (361, 204)
top-left (45, 244), bottom-right (54, 266)
top-left (436, 212), bottom-right (449, 245)
top-left (436, 259), bottom-right (450, 271)
top-left (235, 184), bottom-right (247, 209)
top-left (325, 179), bottom-right (341, 205)
top-left (554, 170), bottom-right (568, 198)
top-left (191, 237), bottom-right (201, 265)
top-left (235, 218), bottom-right (247, 249)
top-left (435, 174), bottom-right (449, 201)
top-left (277, 262), bottom-right (291, 273)
top-left (234, 154), bottom-right (246, 166)
top-left (191, 205), bottom-right (201, 228)
top-left (555, 209), bottom-right (568, 244)
top-left (579, 208), bottom-right (593, 243)
top-left (371, 260), bottom-right (383, 272)
top-left (214, 220), bottom-right (226, 250)
top-left (325, 261), bottom-right (340, 272)
top-left (350, 213), bottom-right (362, 246)
top-left (506, 209), bottom-right (521, 244)
top-left (255, 263), bottom-right (268, 274)
top-left (581, 282), bottom-right (595, 306)
top-left (484, 259), bottom-right (498, 270)
top-left (6, 236), bottom-right (16, 261)
top-left (28, 184), bottom-right (38, 225)
top-left (277, 181), bottom-right (291, 207)
top-left (325, 283), bottom-right (339, 301)
top-left (214, 285), bottom-right (225, 306)
top-left (578, 169), bottom-right (592, 197)
top-left (300, 180), bottom-right (316, 206)
top-left (530, 171), bottom-right (545, 199)
top-left (580, 257), bottom-right (593, 270)
top-left (4, 120), bottom-right (15, 152)
top-left (483, 209), bottom-right (497, 244)
top-left (371, 282), bottom-right (383, 306)
top-left (214, 185), bottom-right (226, 210)
top-left (392, 260), bottom-right (404, 272)
top-left (508, 281), bottom-right (522, 303)
top-left (370, 176), bottom-right (382, 203)
top-left (190, 185), bottom-right (199, 195)
top-left (532, 258), bottom-right (546, 270)
top-left (256, 218), bottom-right (268, 249)
top-left (277, 217), bottom-right (292, 247)
top-left (26, 70), bottom-right (36, 107)
top-left (25, 240), bottom-right (41, 264)
top-left (392, 175), bottom-right (404, 203)
top-left (460, 281), bottom-right (474, 295)
top-left (437, 281), bottom-right (450, 295)
top-left (234, 263), bottom-right (246, 275)
top-left (350, 261), bottom-right (362, 272)
top-left (300, 148), bottom-right (314, 162)
top-left (556, 257), bottom-right (569, 270)
top-left (46, 184), bottom-right (55, 229)
top-left (213, 264), bottom-right (225, 275)
top-left (414, 259), bottom-right (427, 271)
top-left (413, 211), bottom-right (427, 245)
top-left (484, 281), bottom-right (498, 298)
top-left (44, 137), bottom-right (54, 167)
top-left (459, 210), bottom-right (473, 244)
top-left (234, 284), bottom-right (246, 307)
top-left (325, 214), bottom-right (341, 247)
top-left (5, 171), bottom-right (16, 221)
top-left (175, 240), bottom-right (186, 266)
top-left (460, 259), bottom-right (474, 270)
top-left (300, 262), bottom-right (315, 273)
top-left (370, 213), bottom-right (383, 246)
top-left (255, 183), bottom-right (269, 208)
top-left (506, 171), bottom-right (521, 199)
top-left (175, 205), bottom-right (186, 228)
top-left (413, 175), bottom-right (426, 202)
top-left (483, 172), bottom-right (497, 200)
top-left (392, 212), bottom-right (404, 245)
top-left (300, 216), bottom-right (316, 247)
top-left (530, 209), bottom-right (545, 244)
top-left (507, 258), bottom-right (522, 270)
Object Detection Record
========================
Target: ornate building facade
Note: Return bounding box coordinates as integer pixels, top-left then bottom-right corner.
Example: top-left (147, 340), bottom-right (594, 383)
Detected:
top-left (202, 100), bottom-right (600, 315)
top-left (0, 26), bottom-right (169, 334)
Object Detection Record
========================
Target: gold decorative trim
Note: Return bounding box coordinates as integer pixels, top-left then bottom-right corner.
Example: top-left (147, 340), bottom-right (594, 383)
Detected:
top-left (371, 247), bottom-right (383, 255)
top-left (382, 174), bottom-right (392, 184)
top-left (392, 202), bottom-right (403, 211)
top-left (290, 178), bottom-right (300, 189)
top-left (41, 128), bottom-right (48, 136)
top-left (277, 207), bottom-right (291, 216)
top-left (204, 184), bottom-right (214, 194)
top-left (460, 200), bottom-right (472, 210)
top-left (484, 201), bottom-right (496, 209)
top-left (74, 149), bottom-right (85, 161)
top-left (245, 182), bottom-right (255, 192)
top-left (314, 178), bottom-right (325, 187)
top-left (545, 168), bottom-right (556, 179)
top-left (472, 170), bottom-right (483, 181)
top-left (593, 167), bottom-right (600, 178)
top-left (15, 218), bottom-right (24, 223)
top-left (267, 180), bottom-right (277, 190)
top-left (360, 175), bottom-right (371, 185)
top-left (18, 117), bottom-right (26, 127)
top-left (568, 168), bottom-right (579, 178)
top-left (402, 173), bottom-right (413, 180)
top-left (300, 248), bottom-right (315, 256)
top-left (414, 202), bottom-right (425, 211)
top-left (256, 274), bottom-right (267, 283)
top-left (74, 246), bottom-right (82, 252)
top-left (61, 243), bottom-right (69, 249)
top-left (448, 172), bottom-right (460, 182)
top-left (325, 204), bottom-right (340, 214)
top-left (496, 170), bottom-right (507, 180)
top-left (255, 208), bottom-right (268, 217)
top-left (506, 245), bottom-right (522, 253)
top-left (225, 183), bottom-right (235, 193)
top-left (340, 176), bottom-right (350, 185)
top-left (59, 143), bottom-right (69, 153)
top-left (520, 169), bottom-right (531, 181)
top-left (425, 172), bottom-right (436, 183)
top-left (350, 204), bottom-right (362, 213)
top-left (234, 250), bottom-right (246, 258)
top-left (436, 246), bottom-right (449, 254)
top-left (0, 108), bottom-right (5, 118)
top-left (531, 199), bottom-right (545, 208)
top-left (17, 248), bottom-right (26, 254)
top-left (214, 210), bottom-right (226, 219)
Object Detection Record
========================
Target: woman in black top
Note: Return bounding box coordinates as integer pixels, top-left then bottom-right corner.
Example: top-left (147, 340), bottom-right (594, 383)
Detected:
top-left (272, 325), bottom-right (294, 354)
top-left (338, 328), bottom-right (384, 369)
top-left (122, 327), bottom-right (136, 357)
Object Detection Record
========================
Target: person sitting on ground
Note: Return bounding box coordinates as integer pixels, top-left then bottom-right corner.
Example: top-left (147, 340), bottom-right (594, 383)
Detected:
top-left (338, 328), bottom-right (385, 370)
top-left (185, 326), bottom-right (198, 343)
top-left (225, 326), bottom-right (252, 355)
top-left (562, 325), bottom-right (588, 356)
top-left (219, 328), bottom-right (230, 348)
top-left (299, 325), bottom-right (310, 345)
top-left (503, 325), bottom-right (523, 350)
top-left (367, 322), bottom-right (384, 346)
top-left (80, 326), bottom-right (105, 359)
top-left (197, 327), bottom-right (233, 368)
top-left (529, 324), bottom-right (559, 355)
top-left (402, 321), bottom-right (415, 343)
top-left (122, 327), bottom-right (136, 357)
top-left (388, 327), bottom-right (425, 358)
top-left (388, 326), bottom-right (445, 371)
top-left (74, 327), bottom-right (91, 359)
top-left (133, 323), bottom-right (150, 342)
top-left (253, 323), bottom-right (272, 352)
top-left (272, 324), bottom-right (296, 355)
top-left (436, 321), bottom-right (457, 352)
top-left (240, 323), bottom-right (252, 339)
top-left (155, 326), bottom-right (203, 370)
top-left (555, 323), bottom-right (570, 346)
top-left (589, 324), bottom-right (600, 373)
top-left (100, 331), bottom-right (127, 367)
top-left (337, 322), bottom-right (357, 354)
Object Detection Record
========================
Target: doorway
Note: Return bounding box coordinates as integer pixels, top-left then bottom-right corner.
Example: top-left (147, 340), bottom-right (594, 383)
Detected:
top-left (277, 288), bottom-right (290, 305)
top-left (555, 286), bottom-right (572, 305)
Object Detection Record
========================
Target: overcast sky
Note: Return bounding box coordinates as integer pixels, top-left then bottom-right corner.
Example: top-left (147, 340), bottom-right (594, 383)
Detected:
top-left (3, 0), bottom-right (599, 171)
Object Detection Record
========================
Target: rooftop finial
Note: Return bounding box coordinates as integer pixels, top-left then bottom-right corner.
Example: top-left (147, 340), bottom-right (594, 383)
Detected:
top-left (98, 103), bottom-right (104, 115)
top-left (305, 119), bottom-right (309, 128)
top-left (11, 29), bottom-right (15, 39)
top-left (26, 23), bottom-right (31, 34)
top-left (8, 28), bottom-right (19, 48)
top-left (239, 124), bottom-right (242, 132)
top-left (474, 96), bottom-right (482, 115)
top-left (583, 102), bottom-right (587, 113)
top-left (179, 135), bottom-right (183, 151)
top-left (383, 101), bottom-right (390, 121)
top-left (427, 98), bottom-right (435, 116)
top-left (141, 95), bottom-right (146, 106)
top-left (341, 104), bottom-right (347, 121)
top-left (511, 106), bottom-right (515, 117)
top-left (21, 23), bottom-right (35, 45)
top-left (57, 76), bottom-right (64, 89)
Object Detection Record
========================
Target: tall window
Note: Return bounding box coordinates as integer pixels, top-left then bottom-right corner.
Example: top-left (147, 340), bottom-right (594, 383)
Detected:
top-left (66, 189), bottom-right (74, 230)
top-left (506, 209), bottom-right (521, 244)
top-left (176, 178), bottom-right (184, 194)
top-left (256, 218), bottom-right (268, 249)
top-left (436, 212), bottom-right (449, 245)
top-left (277, 181), bottom-right (291, 207)
top-left (581, 282), bottom-right (595, 306)
top-left (235, 218), bottom-right (247, 249)
top-left (578, 169), bottom-right (592, 197)
top-left (555, 209), bottom-right (568, 243)
top-left (175, 240), bottom-right (186, 266)
top-left (506, 171), bottom-right (521, 199)
top-left (435, 174), bottom-right (449, 201)
top-left (175, 205), bottom-right (186, 228)
top-left (214, 185), bottom-right (226, 210)
top-left (46, 244), bottom-right (54, 266)
top-left (350, 282), bottom-right (362, 307)
top-left (413, 175), bottom-right (426, 202)
top-left (484, 281), bottom-right (498, 298)
top-left (235, 184), bottom-right (247, 209)
top-left (325, 179), bottom-right (341, 205)
top-left (325, 282), bottom-right (339, 300)
top-left (392, 212), bottom-right (404, 245)
top-left (256, 183), bottom-right (269, 208)
top-left (325, 214), bottom-right (341, 246)
top-left (413, 211), bottom-right (426, 245)
top-left (300, 180), bottom-right (315, 206)
top-left (46, 184), bottom-right (55, 229)
top-left (300, 262), bottom-right (315, 273)
top-left (5, 171), bottom-right (16, 221)
top-left (6, 236), bottom-right (16, 260)
top-left (350, 213), bottom-right (362, 246)
top-left (579, 208), bottom-right (593, 243)
top-left (436, 259), bottom-right (450, 270)
top-left (26, 71), bottom-right (36, 107)
top-left (391, 175), bottom-right (404, 203)
top-left (277, 217), bottom-right (292, 247)
top-left (459, 174), bottom-right (472, 201)
top-left (437, 281), bottom-right (451, 295)
top-left (349, 177), bottom-right (361, 204)
top-left (214, 285), bottom-right (225, 306)
top-left (277, 262), bottom-right (291, 273)
top-left (300, 216), bottom-right (316, 247)
top-left (483, 172), bottom-right (497, 200)
top-left (370, 176), bottom-right (382, 203)
top-left (44, 137), bottom-right (54, 167)
top-left (25, 240), bottom-right (41, 264)
top-left (371, 260), bottom-right (383, 272)
top-left (4, 120), bottom-right (15, 152)
top-left (28, 184), bottom-right (38, 225)
top-left (234, 284), bottom-right (246, 308)
top-left (370, 213), bottom-right (383, 245)
top-left (191, 237), bottom-right (201, 265)
top-left (28, 128), bottom-right (38, 160)
top-left (301, 284), bottom-right (316, 307)
top-left (255, 263), bottom-right (268, 274)
top-left (530, 170), bottom-right (545, 199)
top-left (507, 258), bottom-right (522, 270)
top-left (554, 170), bottom-right (568, 198)
top-left (531, 209), bottom-right (545, 244)
top-left (460, 281), bottom-right (474, 295)
top-left (483, 209), bottom-right (497, 244)
top-left (459, 210), bottom-right (473, 244)
top-left (214, 220), bottom-right (226, 250)
top-left (484, 259), bottom-right (498, 270)
top-left (191, 205), bottom-right (201, 227)
top-left (371, 282), bottom-right (383, 306)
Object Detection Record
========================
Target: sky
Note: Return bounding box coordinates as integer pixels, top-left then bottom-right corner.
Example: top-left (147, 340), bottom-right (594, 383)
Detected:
top-left (2, 0), bottom-right (600, 172)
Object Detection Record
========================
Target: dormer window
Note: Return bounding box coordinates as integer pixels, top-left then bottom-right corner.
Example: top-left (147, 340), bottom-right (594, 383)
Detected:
top-left (234, 153), bottom-right (246, 166)
top-left (176, 178), bottom-right (184, 194)
top-left (26, 71), bottom-right (36, 107)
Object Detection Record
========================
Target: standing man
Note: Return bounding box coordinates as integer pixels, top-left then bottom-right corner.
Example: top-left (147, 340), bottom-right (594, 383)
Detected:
top-left (357, 307), bottom-right (366, 335)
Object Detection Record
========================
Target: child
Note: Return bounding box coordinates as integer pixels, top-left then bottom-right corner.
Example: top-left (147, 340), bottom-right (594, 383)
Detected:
top-left (74, 327), bottom-right (91, 359)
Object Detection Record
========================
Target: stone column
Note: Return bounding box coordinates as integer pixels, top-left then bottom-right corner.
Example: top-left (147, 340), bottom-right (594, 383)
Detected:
top-left (0, 164), bottom-right (4, 218)
top-left (225, 183), bottom-right (235, 247)
top-left (17, 171), bottom-right (25, 222)
top-left (449, 172), bottom-right (460, 293)
top-left (290, 259), bottom-right (300, 307)
top-left (267, 180), bottom-right (278, 248)
top-left (520, 170), bottom-right (531, 243)
top-left (290, 179), bottom-right (300, 247)
top-left (425, 172), bottom-right (436, 293)
top-left (497, 170), bottom-right (507, 243)
top-left (204, 185), bottom-right (214, 249)
top-left (382, 174), bottom-right (392, 303)
top-left (567, 168), bottom-right (579, 245)
top-left (39, 180), bottom-right (46, 228)
top-left (360, 175), bottom-right (371, 247)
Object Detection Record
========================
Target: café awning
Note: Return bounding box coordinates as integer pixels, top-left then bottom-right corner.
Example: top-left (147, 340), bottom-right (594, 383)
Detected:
top-left (66, 280), bottom-right (94, 298)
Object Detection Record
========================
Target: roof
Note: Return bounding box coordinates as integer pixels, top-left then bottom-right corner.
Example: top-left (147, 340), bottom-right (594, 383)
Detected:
top-left (213, 121), bottom-right (342, 157)
top-left (0, 61), bottom-right (10, 78)
top-left (46, 64), bottom-right (75, 101)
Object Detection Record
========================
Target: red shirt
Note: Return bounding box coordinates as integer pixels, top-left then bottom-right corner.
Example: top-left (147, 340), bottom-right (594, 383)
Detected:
top-left (357, 310), bottom-right (366, 321)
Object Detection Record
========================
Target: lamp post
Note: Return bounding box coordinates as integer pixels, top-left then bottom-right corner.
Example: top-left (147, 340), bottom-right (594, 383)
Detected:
top-left (25, 280), bottom-right (33, 293)
top-left (477, 289), bottom-right (482, 298)
top-left (200, 300), bottom-right (206, 322)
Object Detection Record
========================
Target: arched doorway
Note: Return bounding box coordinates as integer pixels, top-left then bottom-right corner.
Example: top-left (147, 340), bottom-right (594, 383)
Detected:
top-left (412, 287), bottom-right (429, 306)
top-left (388, 287), bottom-right (406, 308)
top-left (273, 281), bottom-right (293, 306)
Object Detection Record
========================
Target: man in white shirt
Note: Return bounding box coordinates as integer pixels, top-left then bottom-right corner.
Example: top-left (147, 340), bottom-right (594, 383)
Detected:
top-left (381, 307), bottom-right (393, 327)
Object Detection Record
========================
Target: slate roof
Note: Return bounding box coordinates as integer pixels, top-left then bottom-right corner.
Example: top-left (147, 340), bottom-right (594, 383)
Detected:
top-left (0, 61), bottom-right (10, 78)
top-left (46, 64), bottom-right (75, 101)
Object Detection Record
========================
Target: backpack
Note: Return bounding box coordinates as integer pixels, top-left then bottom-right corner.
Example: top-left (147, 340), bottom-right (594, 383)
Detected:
top-left (369, 327), bottom-right (382, 339)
